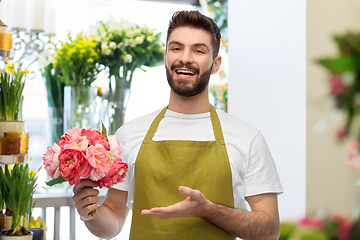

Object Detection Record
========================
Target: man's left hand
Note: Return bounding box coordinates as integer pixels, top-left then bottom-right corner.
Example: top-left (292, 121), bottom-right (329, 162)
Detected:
top-left (141, 186), bottom-right (208, 219)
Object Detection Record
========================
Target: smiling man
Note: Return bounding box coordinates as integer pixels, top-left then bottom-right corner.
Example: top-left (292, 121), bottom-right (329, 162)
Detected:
top-left (72, 10), bottom-right (283, 240)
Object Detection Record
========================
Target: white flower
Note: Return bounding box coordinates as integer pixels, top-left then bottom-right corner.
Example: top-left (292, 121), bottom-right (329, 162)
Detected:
top-left (146, 35), bottom-right (155, 42)
top-left (103, 48), bottom-right (112, 55)
top-left (109, 42), bottom-right (117, 49)
top-left (133, 28), bottom-right (141, 36)
top-left (129, 39), bottom-right (136, 47)
top-left (134, 35), bottom-right (145, 45)
top-left (124, 54), bottom-right (132, 63)
top-left (101, 42), bottom-right (111, 55)
top-left (126, 30), bottom-right (135, 38)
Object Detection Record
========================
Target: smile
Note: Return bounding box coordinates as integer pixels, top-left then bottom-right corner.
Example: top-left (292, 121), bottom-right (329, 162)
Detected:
top-left (175, 69), bottom-right (196, 76)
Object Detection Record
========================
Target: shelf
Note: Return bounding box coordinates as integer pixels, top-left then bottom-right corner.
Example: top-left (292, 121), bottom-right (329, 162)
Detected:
top-left (0, 154), bottom-right (28, 165)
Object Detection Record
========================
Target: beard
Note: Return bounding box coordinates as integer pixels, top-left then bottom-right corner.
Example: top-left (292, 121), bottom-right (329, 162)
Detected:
top-left (166, 62), bottom-right (213, 97)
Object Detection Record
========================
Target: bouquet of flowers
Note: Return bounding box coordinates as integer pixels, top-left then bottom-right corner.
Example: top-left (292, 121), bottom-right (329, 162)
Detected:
top-left (42, 126), bottom-right (127, 188)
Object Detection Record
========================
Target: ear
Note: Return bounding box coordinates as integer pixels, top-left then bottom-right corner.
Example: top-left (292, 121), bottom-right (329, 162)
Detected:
top-left (211, 56), bottom-right (222, 74)
top-left (163, 50), bottom-right (167, 66)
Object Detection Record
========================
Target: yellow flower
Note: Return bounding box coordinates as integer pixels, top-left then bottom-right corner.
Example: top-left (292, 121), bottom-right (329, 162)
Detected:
top-left (21, 68), bottom-right (30, 76)
top-left (5, 63), bottom-right (14, 74)
top-left (29, 216), bottom-right (46, 229)
top-left (219, 70), bottom-right (226, 79)
top-left (87, 58), bottom-right (94, 63)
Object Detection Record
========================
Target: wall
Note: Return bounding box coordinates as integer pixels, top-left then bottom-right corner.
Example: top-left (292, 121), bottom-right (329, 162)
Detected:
top-left (307, 0), bottom-right (360, 218)
top-left (228, 0), bottom-right (306, 220)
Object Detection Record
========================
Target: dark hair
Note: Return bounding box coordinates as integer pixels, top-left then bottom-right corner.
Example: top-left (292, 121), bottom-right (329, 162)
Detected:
top-left (167, 10), bottom-right (221, 57)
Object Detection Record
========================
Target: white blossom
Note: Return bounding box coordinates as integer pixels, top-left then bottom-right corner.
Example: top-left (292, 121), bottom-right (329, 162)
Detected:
top-left (124, 54), bottom-right (132, 63)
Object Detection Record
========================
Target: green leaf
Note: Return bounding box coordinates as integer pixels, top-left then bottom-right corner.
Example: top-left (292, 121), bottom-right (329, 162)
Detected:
top-left (101, 121), bottom-right (108, 141)
top-left (317, 56), bottom-right (355, 74)
top-left (46, 176), bottom-right (67, 186)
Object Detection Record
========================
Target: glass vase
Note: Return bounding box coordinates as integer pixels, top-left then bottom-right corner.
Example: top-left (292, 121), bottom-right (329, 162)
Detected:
top-left (47, 106), bottom-right (63, 145)
top-left (63, 86), bottom-right (101, 132)
top-left (102, 88), bottom-right (131, 135)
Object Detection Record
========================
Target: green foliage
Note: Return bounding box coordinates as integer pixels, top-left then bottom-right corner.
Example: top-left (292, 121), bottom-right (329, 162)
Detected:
top-left (0, 63), bottom-right (27, 120)
top-left (0, 164), bottom-right (39, 235)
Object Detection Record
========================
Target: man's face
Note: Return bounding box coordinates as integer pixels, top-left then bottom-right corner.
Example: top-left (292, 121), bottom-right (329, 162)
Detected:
top-left (164, 26), bottom-right (220, 97)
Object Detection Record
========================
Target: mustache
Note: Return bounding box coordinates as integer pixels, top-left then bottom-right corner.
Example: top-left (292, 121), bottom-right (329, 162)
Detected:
top-left (170, 63), bottom-right (199, 74)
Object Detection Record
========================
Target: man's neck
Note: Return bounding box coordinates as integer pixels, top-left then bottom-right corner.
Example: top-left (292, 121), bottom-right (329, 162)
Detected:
top-left (168, 90), bottom-right (210, 114)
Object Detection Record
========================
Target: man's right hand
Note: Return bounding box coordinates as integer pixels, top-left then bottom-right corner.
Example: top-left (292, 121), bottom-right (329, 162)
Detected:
top-left (72, 179), bottom-right (100, 221)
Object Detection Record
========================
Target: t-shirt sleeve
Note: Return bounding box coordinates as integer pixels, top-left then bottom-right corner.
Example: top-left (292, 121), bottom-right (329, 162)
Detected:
top-left (111, 125), bottom-right (131, 192)
top-left (244, 132), bottom-right (283, 197)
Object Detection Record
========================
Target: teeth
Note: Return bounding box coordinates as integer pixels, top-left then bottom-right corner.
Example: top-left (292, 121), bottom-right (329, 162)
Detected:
top-left (176, 69), bottom-right (195, 75)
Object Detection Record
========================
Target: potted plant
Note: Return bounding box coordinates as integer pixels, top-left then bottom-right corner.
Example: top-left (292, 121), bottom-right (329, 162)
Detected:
top-left (0, 62), bottom-right (28, 137)
top-left (0, 164), bottom-right (39, 239)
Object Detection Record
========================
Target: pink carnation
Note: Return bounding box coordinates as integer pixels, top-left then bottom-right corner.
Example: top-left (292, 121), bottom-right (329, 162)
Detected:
top-left (86, 144), bottom-right (111, 181)
top-left (58, 149), bottom-right (90, 186)
top-left (42, 143), bottom-right (61, 178)
top-left (108, 135), bottom-right (122, 159)
top-left (97, 158), bottom-right (128, 188)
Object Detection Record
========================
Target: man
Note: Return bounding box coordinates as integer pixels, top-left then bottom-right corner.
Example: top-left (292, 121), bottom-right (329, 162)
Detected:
top-left (73, 10), bottom-right (283, 240)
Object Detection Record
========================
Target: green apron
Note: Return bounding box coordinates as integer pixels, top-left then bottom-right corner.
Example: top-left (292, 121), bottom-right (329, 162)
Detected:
top-left (129, 105), bottom-right (235, 240)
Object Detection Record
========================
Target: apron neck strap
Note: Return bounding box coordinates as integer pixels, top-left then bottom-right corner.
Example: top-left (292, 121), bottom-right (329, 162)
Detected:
top-left (144, 104), bottom-right (225, 142)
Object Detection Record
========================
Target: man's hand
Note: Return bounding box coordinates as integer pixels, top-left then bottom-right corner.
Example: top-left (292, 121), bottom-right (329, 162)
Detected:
top-left (72, 179), bottom-right (100, 221)
top-left (141, 186), bottom-right (209, 219)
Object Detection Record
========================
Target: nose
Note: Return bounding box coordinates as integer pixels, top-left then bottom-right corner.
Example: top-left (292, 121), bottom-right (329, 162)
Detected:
top-left (178, 49), bottom-right (193, 64)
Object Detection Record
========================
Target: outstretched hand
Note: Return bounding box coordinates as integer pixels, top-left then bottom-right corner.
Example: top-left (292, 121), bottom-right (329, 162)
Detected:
top-left (141, 186), bottom-right (209, 219)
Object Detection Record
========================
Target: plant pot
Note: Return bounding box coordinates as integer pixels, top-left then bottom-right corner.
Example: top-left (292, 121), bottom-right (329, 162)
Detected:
top-left (0, 121), bottom-right (25, 137)
top-left (28, 228), bottom-right (43, 240)
top-left (0, 231), bottom-right (33, 240)
top-left (0, 212), bottom-right (5, 231)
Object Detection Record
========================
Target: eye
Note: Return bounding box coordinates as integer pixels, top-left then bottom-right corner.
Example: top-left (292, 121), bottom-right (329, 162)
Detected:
top-left (195, 49), bottom-right (204, 54)
top-left (171, 47), bottom-right (181, 51)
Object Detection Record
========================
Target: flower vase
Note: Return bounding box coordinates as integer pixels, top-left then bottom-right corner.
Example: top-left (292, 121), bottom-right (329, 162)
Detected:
top-left (63, 86), bottom-right (101, 132)
top-left (47, 106), bottom-right (63, 145)
top-left (103, 88), bottom-right (131, 135)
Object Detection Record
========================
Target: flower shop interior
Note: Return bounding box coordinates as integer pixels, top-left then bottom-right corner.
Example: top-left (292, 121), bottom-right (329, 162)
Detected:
top-left (0, 0), bottom-right (359, 239)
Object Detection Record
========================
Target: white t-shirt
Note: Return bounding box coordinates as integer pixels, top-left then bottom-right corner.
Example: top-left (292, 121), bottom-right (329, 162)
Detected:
top-left (113, 108), bottom-right (283, 211)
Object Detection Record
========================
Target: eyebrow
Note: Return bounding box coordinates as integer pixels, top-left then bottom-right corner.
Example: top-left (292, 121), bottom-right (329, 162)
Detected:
top-left (168, 41), bottom-right (210, 51)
